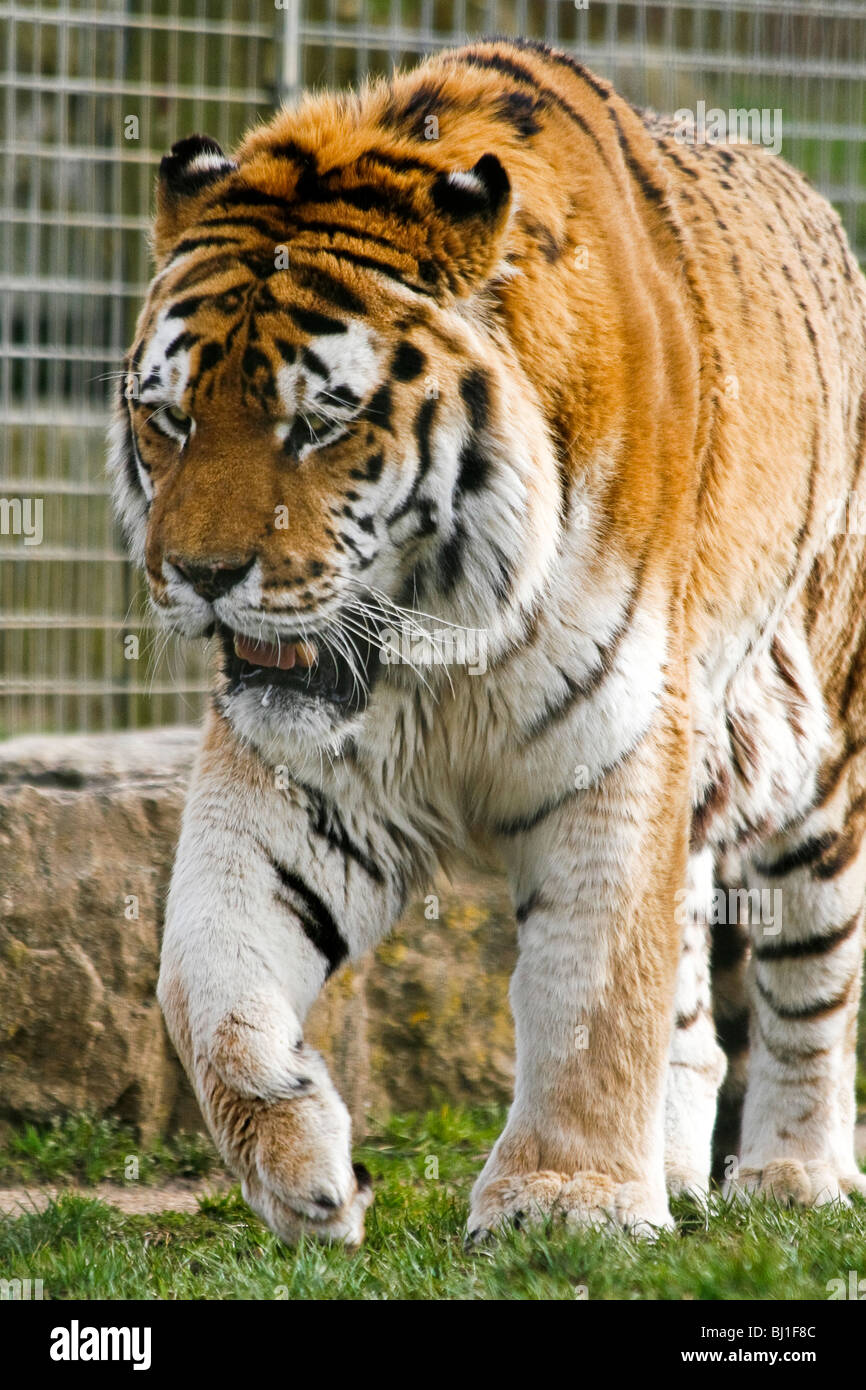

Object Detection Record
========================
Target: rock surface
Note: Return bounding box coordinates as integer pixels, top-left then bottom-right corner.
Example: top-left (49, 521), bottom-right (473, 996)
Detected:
top-left (0, 728), bottom-right (516, 1141)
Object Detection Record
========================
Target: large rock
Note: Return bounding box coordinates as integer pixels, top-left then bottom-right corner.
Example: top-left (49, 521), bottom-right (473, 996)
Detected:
top-left (0, 729), bottom-right (516, 1140)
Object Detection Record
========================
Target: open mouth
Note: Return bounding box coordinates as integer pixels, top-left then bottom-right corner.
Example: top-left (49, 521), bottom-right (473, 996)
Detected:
top-left (218, 622), bottom-right (379, 712)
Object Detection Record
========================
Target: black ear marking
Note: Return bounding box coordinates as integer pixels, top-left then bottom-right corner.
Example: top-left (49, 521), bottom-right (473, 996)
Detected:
top-left (431, 152), bottom-right (510, 222)
top-left (159, 135), bottom-right (236, 197)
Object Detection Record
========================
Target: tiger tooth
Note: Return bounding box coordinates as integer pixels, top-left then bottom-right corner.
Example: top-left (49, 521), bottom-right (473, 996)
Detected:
top-left (294, 641), bottom-right (318, 667)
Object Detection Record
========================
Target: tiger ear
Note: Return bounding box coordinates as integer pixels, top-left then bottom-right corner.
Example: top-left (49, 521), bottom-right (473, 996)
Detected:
top-left (153, 135), bottom-right (237, 263)
top-left (426, 153), bottom-right (512, 297)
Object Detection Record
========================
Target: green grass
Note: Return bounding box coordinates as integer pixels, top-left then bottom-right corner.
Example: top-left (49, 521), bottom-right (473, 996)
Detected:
top-left (1, 1105), bottom-right (866, 1300)
top-left (0, 1114), bottom-right (219, 1187)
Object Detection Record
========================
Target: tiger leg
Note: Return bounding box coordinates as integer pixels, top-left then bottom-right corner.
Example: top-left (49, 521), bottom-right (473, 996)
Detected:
top-left (663, 848), bottom-right (726, 1201)
top-left (728, 782), bottom-right (866, 1206)
top-left (469, 720), bottom-right (689, 1238)
top-left (158, 714), bottom-right (410, 1245)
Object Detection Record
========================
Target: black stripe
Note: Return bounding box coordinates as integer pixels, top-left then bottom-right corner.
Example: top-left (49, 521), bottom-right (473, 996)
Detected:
top-left (327, 383), bottom-right (361, 411)
top-left (164, 330), bottom-right (196, 359)
top-left (662, 143), bottom-right (700, 180)
top-left (200, 214), bottom-right (288, 240)
top-left (289, 305), bottom-right (347, 336)
top-left (291, 218), bottom-right (405, 254)
top-left (269, 856), bottom-right (348, 977)
top-left (121, 408), bottom-right (147, 497)
top-left (289, 262), bottom-right (368, 316)
top-left (386, 395), bottom-right (436, 522)
top-left (302, 347), bottom-right (329, 378)
top-left (292, 245), bottom-right (430, 296)
top-left (459, 367), bottom-right (491, 433)
top-left (509, 37), bottom-right (614, 105)
top-left (356, 147), bottom-right (441, 177)
top-left (209, 185), bottom-right (295, 215)
top-left (168, 251), bottom-right (252, 295)
top-left (273, 337), bottom-right (296, 364)
top-left (518, 563), bottom-right (645, 742)
top-left (437, 522), bottom-right (466, 594)
top-left (496, 88), bottom-right (544, 138)
top-left (381, 79), bottom-right (459, 137)
top-left (198, 341), bottom-right (223, 375)
top-left (515, 889), bottom-right (543, 924)
top-left (299, 180), bottom-right (424, 225)
top-left (350, 450), bottom-right (384, 484)
top-left (676, 1006), bottom-right (703, 1030)
top-left (764, 166), bottom-right (831, 312)
top-left (166, 294), bottom-right (206, 320)
top-left (454, 438), bottom-right (491, 497)
top-left (753, 911), bottom-right (861, 963)
top-left (494, 786), bottom-right (579, 837)
top-left (779, 421), bottom-right (820, 601)
top-left (242, 344), bottom-right (270, 378)
top-left (829, 217), bottom-right (855, 282)
top-left (840, 624), bottom-right (866, 720)
top-left (364, 382), bottom-right (393, 431)
top-left (296, 782), bottom-right (385, 884)
top-left (267, 138), bottom-right (317, 167)
top-left (413, 395), bottom-right (436, 483)
top-left (614, 124), bottom-right (669, 210)
top-left (755, 974), bottom-right (853, 1022)
top-left (726, 708), bottom-right (760, 785)
top-left (813, 739), bottom-right (866, 810)
top-left (771, 635), bottom-right (807, 709)
top-left (690, 770), bottom-right (732, 851)
top-left (447, 48), bottom-right (608, 163)
top-left (756, 1017), bottom-right (828, 1065)
top-left (167, 234), bottom-right (242, 264)
top-left (169, 241), bottom-right (276, 284)
top-left (814, 821), bottom-right (865, 880)
top-left (850, 384), bottom-right (866, 496)
top-left (779, 263), bottom-right (829, 410)
top-left (516, 212), bottom-right (563, 263)
top-left (755, 831), bottom-right (840, 879)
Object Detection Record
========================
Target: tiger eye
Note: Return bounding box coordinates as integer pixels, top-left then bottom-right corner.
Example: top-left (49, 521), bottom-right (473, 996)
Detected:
top-left (165, 405), bottom-right (191, 430)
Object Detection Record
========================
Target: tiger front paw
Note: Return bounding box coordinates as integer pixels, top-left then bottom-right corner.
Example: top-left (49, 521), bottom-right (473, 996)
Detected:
top-left (203, 1022), bottom-right (373, 1246)
top-left (468, 1169), bottom-right (673, 1241)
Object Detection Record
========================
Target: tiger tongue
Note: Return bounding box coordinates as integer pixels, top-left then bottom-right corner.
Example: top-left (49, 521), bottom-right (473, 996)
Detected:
top-left (233, 635), bottom-right (318, 670)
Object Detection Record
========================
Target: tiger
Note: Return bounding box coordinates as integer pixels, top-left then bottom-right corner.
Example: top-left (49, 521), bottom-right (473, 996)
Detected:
top-left (109, 37), bottom-right (866, 1245)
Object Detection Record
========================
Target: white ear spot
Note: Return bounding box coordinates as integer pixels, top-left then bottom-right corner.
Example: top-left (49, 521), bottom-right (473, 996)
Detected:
top-left (447, 169), bottom-right (485, 195)
top-left (187, 153), bottom-right (237, 176)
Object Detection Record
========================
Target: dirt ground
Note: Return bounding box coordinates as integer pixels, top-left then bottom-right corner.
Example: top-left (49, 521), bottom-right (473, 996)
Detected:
top-left (0, 1173), bottom-right (234, 1217)
top-left (2, 1127), bottom-right (864, 1219)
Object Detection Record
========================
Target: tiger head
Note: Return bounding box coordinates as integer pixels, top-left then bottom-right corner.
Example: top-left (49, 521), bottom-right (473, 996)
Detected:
top-left (109, 114), bottom-right (562, 760)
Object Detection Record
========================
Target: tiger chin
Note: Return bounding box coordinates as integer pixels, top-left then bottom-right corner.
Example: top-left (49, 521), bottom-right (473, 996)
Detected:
top-left (109, 38), bottom-right (866, 1248)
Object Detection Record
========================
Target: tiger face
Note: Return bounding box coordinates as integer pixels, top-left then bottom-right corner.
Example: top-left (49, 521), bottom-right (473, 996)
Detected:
top-left (110, 133), bottom-right (561, 757)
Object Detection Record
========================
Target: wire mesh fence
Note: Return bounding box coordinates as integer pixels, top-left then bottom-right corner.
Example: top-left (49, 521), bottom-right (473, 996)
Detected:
top-left (2, 0), bottom-right (866, 737)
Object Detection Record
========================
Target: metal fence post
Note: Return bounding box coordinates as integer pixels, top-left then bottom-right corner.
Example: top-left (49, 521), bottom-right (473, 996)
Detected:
top-left (277, 0), bottom-right (301, 105)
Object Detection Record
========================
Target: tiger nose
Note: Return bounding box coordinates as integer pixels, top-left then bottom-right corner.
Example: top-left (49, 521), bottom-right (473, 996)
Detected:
top-left (169, 555), bottom-right (255, 601)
